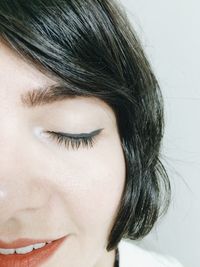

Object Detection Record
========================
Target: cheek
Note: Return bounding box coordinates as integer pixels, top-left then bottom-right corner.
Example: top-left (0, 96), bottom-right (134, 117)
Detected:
top-left (34, 129), bottom-right (126, 239)
top-left (60, 134), bottom-right (126, 234)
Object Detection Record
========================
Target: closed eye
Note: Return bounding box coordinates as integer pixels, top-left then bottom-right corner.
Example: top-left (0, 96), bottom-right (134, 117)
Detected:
top-left (44, 128), bottom-right (104, 150)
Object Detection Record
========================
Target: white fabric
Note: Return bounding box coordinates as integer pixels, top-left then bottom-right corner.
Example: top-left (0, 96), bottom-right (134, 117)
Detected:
top-left (118, 239), bottom-right (184, 267)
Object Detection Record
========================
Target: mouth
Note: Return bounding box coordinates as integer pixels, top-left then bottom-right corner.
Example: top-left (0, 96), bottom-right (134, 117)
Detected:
top-left (0, 235), bottom-right (68, 267)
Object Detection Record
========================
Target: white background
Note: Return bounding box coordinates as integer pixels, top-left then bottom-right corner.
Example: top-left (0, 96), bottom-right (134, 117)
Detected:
top-left (118, 1), bottom-right (199, 266)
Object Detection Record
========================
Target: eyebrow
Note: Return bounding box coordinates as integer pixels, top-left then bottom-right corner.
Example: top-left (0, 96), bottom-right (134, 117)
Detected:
top-left (20, 84), bottom-right (77, 108)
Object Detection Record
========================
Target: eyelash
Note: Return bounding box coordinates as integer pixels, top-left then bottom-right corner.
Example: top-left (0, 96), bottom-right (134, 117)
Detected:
top-left (44, 131), bottom-right (97, 150)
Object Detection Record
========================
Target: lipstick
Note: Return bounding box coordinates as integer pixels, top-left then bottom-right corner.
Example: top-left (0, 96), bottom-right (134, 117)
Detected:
top-left (0, 236), bottom-right (67, 267)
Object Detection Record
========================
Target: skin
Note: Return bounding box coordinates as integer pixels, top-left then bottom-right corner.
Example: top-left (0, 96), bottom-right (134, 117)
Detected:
top-left (0, 40), bottom-right (126, 267)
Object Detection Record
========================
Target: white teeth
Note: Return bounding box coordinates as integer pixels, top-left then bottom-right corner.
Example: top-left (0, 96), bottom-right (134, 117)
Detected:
top-left (16, 244), bottom-right (34, 254)
top-left (0, 242), bottom-right (48, 255)
top-left (0, 248), bottom-right (15, 255)
top-left (33, 242), bottom-right (46, 250)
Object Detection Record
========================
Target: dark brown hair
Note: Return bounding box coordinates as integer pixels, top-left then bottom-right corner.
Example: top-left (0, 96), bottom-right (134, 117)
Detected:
top-left (0, 0), bottom-right (171, 251)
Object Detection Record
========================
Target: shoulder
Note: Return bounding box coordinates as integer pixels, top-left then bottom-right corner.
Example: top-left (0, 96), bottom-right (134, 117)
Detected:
top-left (118, 239), bottom-right (184, 267)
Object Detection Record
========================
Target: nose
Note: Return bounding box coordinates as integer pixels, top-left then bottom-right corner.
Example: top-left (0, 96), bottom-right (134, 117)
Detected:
top-left (0, 118), bottom-right (51, 231)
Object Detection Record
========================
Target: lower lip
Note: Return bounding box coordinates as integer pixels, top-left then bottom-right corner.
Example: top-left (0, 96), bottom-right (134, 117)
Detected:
top-left (0, 236), bottom-right (67, 267)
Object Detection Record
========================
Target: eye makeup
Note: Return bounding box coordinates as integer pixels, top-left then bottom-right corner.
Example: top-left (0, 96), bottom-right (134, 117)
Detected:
top-left (43, 128), bottom-right (104, 150)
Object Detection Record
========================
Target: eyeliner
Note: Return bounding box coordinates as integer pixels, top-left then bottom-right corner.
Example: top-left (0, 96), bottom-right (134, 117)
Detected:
top-left (50, 128), bottom-right (104, 138)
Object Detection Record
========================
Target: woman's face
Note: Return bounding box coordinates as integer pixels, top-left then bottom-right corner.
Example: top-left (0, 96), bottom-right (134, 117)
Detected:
top-left (0, 41), bottom-right (126, 267)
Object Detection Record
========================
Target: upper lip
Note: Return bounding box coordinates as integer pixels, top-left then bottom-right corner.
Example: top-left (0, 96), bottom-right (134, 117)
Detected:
top-left (0, 238), bottom-right (56, 249)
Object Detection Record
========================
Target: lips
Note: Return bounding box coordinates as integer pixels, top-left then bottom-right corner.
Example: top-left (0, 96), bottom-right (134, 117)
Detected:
top-left (0, 236), bottom-right (67, 267)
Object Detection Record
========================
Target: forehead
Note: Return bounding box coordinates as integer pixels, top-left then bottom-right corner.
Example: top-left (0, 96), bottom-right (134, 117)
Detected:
top-left (0, 40), bottom-right (117, 124)
top-left (0, 40), bottom-right (57, 93)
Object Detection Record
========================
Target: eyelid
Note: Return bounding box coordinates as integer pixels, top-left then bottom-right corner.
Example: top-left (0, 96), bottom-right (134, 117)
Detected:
top-left (44, 128), bottom-right (104, 150)
top-left (47, 128), bottom-right (104, 138)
